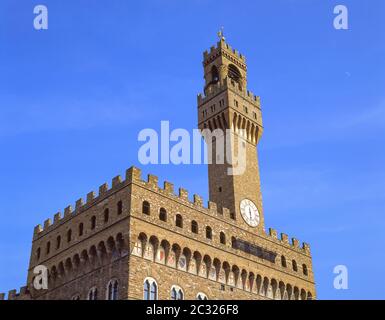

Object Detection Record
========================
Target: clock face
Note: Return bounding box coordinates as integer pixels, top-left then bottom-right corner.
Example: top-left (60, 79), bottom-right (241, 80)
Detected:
top-left (240, 199), bottom-right (260, 227)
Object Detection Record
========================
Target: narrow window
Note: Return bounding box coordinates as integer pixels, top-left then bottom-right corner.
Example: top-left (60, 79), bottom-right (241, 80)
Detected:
top-left (142, 201), bottom-right (150, 215)
top-left (67, 229), bottom-right (72, 243)
top-left (191, 220), bottom-right (198, 234)
top-left (78, 223), bottom-right (84, 237)
top-left (281, 255), bottom-right (287, 268)
top-left (171, 286), bottom-right (184, 300)
top-left (104, 209), bottom-right (109, 223)
top-left (206, 226), bottom-right (212, 240)
top-left (303, 264), bottom-right (308, 276)
top-left (107, 279), bottom-right (118, 300)
top-left (91, 216), bottom-right (96, 230)
top-left (88, 287), bottom-right (98, 300)
top-left (36, 247), bottom-right (41, 260)
top-left (292, 260), bottom-right (298, 272)
top-left (220, 232), bottom-right (226, 245)
top-left (159, 208), bottom-right (167, 222)
top-left (56, 235), bottom-right (61, 250)
top-left (175, 214), bottom-right (183, 228)
top-left (117, 201), bottom-right (123, 215)
top-left (46, 241), bottom-right (51, 255)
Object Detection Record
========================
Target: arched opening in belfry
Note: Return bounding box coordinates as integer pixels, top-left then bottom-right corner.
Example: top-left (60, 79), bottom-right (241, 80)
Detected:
top-left (211, 65), bottom-right (219, 84)
top-left (228, 64), bottom-right (242, 88)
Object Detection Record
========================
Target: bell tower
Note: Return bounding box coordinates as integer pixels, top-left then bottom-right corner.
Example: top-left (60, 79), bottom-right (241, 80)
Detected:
top-left (197, 33), bottom-right (265, 233)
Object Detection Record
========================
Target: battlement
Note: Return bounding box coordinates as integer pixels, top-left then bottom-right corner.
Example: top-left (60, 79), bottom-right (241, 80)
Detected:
top-left (1, 286), bottom-right (30, 300)
top-left (32, 166), bottom-right (310, 255)
top-left (198, 77), bottom-right (260, 108)
top-left (203, 39), bottom-right (246, 64)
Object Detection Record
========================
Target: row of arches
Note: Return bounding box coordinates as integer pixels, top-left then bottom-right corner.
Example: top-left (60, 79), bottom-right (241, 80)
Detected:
top-left (232, 112), bottom-right (259, 144)
top-left (45, 233), bottom-right (128, 289)
top-left (141, 201), bottom-right (308, 277)
top-left (35, 200), bottom-right (124, 262)
top-left (132, 233), bottom-right (313, 300)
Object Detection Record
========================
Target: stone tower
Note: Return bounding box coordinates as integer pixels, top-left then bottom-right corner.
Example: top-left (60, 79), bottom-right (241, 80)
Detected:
top-left (197, 34), bottom-right (265, 233)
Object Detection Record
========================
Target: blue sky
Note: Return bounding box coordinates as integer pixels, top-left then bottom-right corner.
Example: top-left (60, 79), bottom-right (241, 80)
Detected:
top-left (0, 0), bottom-right (384, 299)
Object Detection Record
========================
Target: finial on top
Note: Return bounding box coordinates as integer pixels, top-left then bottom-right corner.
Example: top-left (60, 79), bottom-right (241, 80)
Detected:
top-left (217, 27), bottom-right (225, 41)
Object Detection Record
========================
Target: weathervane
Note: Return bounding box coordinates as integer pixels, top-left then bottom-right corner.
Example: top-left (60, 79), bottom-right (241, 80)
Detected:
top-left (217, 27), bottom-right (225, 41)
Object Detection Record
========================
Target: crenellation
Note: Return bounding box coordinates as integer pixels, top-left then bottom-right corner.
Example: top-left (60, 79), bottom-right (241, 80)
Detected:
top-left (8, 289), bottom-right (16, 300)
top-left (64, 206), bottom-right (72, 218)
top-left (302, 242), bottom-right (311, 254)
top-left (126, 166), bottom-right (142, 182)
top-left (163, 181), bottom-right (174, 195)
top-left (99, 183), bottom-right (108, 196)
top-left (292, 238), bottom-right (300, 249)
top-left (280, 233), bottom-right (289, 245)
top-left (193, 194), bottom-right (203, 207)
top-left (112, 175), bottom-right (122, 188)
top-left (43, 218), bottom-right (52, 230)
top-left (269, 228), bottom-right (278, 239)
top-left (87, 191), bottom-right (96, 204)
top-left (178, 188), bottom-right (189, 201)
top-left (0, 293), bottom-right (4, 300)
top-left (75, 198), bottom-right (84, 211)
top-left (54, 212), bottom-right (61, 223)
top-left (33, 224), bottom-right (43, 237)
top-left (147, 174), bottom-right (159, 189)
top-left (208, 201), bottom-right (217, 214)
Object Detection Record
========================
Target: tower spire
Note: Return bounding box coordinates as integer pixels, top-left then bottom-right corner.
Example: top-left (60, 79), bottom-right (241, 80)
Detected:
top-left (217, 27), bottom-right (225, 41)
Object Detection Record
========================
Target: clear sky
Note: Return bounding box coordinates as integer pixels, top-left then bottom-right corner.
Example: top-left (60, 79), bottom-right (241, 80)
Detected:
top-left (0, 0), bottom-right (384, 299)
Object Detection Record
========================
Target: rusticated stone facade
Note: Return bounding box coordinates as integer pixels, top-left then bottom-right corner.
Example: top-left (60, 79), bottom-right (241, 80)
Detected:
top-left (1, 37), bottom-right (316, 301)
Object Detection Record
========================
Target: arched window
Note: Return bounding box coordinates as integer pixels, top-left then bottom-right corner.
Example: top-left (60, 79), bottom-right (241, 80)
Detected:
top-left (281, 255), bottom-right (287, 268)
top-left (71, 294), bottom-right (80, 300)
top-left (231, 236), bottom-right (237, 249)
top-left (159, 208), bottom-right (167, 222)
top-left (117, 201), bottom-right (123, 215)
top-left (206, 226), bottom-right (212, 240)
top-left (36, 247), bottom-right (41, 260)
top-left (211, 65), bottom-right (219, 84)
top-left (46, 241), bottom-right (51, 255)
top-left (78, 223), bottom-right (84, 237)
top-left (220, 232), bottom-right (226, 244)
top-left (175, 214), bottom-right (183, 228)
top-left (56, 235), bottom-right (61, 250)
top-left (106, 279), bottom-right (119, 300)
top-left (196, 292), bottom-right (208, 300)
top-left (67, 229), bottom-right (72, 243)
top-left (292, 260), bottom-right (298, 272)
top-left (171, 285), bottom-right (184, 300)
top-left (144, 277), bottom-right (158, 300)
top-left (142, 201), bottom-right (150, 215)
top-left (228, 64), bottom-right (241, 83)
top-left (302, 264), bottom-right (308, 276)
top-left (191, 220), bottom-right (198, 234)
top-left (91, 216), bottom-right (96, 230)
top-left (88, 287), bottom-right (98, 300)
top-left (104, 209), bottom-right (109, 223)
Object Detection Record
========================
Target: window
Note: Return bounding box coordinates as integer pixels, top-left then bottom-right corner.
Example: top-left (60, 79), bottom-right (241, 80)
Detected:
top-left (106, 279), bottom-right (119, 300)
top-left (88, 287), bottom-right (98, 300)
top-left (230, 212), bottom-right (236, 220)
top-left (78, 223), bottom-right (84, 237)
top-left (253, 112), bottom-right (257, 120)
top-left (159, 208), bottom-right (167, 222)
top-left (196, 292), bottom-right (208, 300)
top-left (56, 236), bottom-right (61, 250)
top-left (91, 216), bottom-right (96, 230)
top-left (171, 286), bottom-right (184, 300)
top-left (211, 65), bottom-right (219, 83)
top-left (220, 232), bottom-right (226, 245)
top-left (206, 226), bottom-right (212, 240)
top-left (46, 241), bottom-right (51, 255)
top-left (142, 201), bottom-right (150, 215)
top-left (218, 187), bottom-right (222, 192)
top-left (144, 277), bottom-right (158, 300)
top-left (228, 64), bottom-right (241, 83)
top-left (303, 264), bottom-right (308, 276)
top-left (67, 229), bottom-right (72, 243)
top-left (234, 99), bottom-right (239, 108)
top-left (104, 209), bottom-right (109, 223)
top-left (243, 106), bottom-right (248, 113)
top-left (292, 260), bottom-right (298, 272)
top-left (71, 294), bottom-right (80, 300)
top-left (191, 220), bottom-right (198, 234)
top-left (117, 201), bottom-right (123, 215)
top-left (175, 214), bottom-right (183, 228)
top-left (281, 255), bottom-right (287, 268)
top-left (36, 247), bottom-right (41, 260)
